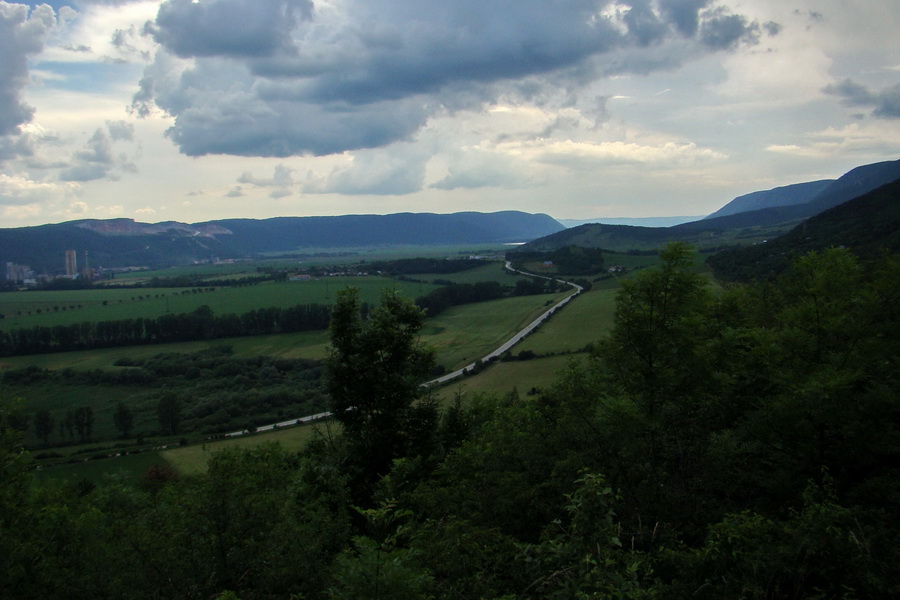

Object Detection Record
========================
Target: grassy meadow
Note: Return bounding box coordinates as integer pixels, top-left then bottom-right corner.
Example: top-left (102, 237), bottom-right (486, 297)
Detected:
top-left (0, 276), bottom-right (439, 332)
top-left (161, 423), bottom-right (328, 475)
top-left (32, 450), bottom-right (167, 487)
top-left (421, 290), bottom-right (569, 370)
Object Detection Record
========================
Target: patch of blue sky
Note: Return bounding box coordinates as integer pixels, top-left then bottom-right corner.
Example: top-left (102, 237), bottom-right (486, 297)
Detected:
top-left (32, 60), bottom-right (139, 94)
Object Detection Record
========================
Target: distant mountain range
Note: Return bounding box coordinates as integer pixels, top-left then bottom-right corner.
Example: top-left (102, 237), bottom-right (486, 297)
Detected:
top-left (698, 159), bottom-right (900, 226)
top-left (6, 158), bottom-right (899, 276)
top-left (0, 211), bottom-right (564, 273)
top-left (559, 216), bottom-right (702, 228)
top-left (704, 180), bottom-right (834, 220)
top-left (519, 158), bottom-right (900, 253)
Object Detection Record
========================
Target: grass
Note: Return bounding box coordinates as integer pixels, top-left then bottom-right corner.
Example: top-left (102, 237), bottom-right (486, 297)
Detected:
top-left (32, 450), bottom-right (167, 486)
top-left (0, 277), bottom-right (439, 332)
top-left (421, 291), bottom-right (570, 370)
top-left (434, 354), bottom-right (587, 403)
top-left (10, 381), bottom-right (160, 445)
top-left (0, 329), bottom-right (332, 373)
top-left (513, 287), bottom-right (618, 355)
top-left (161, 422), bottom-right (328, 475)
top-left (415, 262), bottom-right (525, 284)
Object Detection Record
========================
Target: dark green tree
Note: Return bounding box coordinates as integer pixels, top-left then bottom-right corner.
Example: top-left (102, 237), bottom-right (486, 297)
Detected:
top-left (33, 409), bottom-right (54, 444)
top-left (327, 288), bottom-right (437, 499)
top-left (156, 394), bottom-right (181, 436)
top-left (113, 402), bottom-right (134, 438)
top-left (72, 406), bottom-right (94, 442)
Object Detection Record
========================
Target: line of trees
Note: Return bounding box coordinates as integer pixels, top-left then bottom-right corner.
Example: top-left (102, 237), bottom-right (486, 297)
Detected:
top-left (0, 302), bottom-right (331, 357)
top-left (508, 245), bottom-right (606, 275)
top-left (415, 278), bottom-right (564, 317)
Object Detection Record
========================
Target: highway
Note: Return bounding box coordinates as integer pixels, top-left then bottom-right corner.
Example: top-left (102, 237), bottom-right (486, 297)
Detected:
top-left (224, 263), bottom-right (583, 437)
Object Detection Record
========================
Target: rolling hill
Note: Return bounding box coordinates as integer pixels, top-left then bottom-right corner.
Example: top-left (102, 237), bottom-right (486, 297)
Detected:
top-left (706, 177), bottom-right (900, 281)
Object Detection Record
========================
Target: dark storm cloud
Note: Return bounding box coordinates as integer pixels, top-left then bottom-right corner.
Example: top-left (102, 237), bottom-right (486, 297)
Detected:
top-left (823, 78), bottom-right (877, 106)
top-left (0, 3), bottom-right (55, 138)
top-left (161, 93), bottom-right (429, 157)
top-left (135, 0), bottom-right (766, 158)
top-left (873, 83), bottom-right (900, 119)
top-left (621, 0), bottom-right (668, 46)
top-left (699, 10), bottom-right (759, 49)
top-left (658, 0), bottom-right (710, 37)
top-left (824, 78), bottom-right (900, 119)
top-left (150, 0), bottom-right (312, 58)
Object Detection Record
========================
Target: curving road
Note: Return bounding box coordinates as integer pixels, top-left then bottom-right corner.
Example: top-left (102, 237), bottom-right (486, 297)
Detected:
top-left (428, 262), bottom-right (583, 384)
top-left (224, 263), bottom-right (583, 437)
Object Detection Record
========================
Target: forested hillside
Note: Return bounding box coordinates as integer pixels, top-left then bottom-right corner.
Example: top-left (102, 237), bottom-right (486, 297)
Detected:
top-left (708, 177), bottom-right (900, 280)
top-left (3, 242), bottom-right (898, 599)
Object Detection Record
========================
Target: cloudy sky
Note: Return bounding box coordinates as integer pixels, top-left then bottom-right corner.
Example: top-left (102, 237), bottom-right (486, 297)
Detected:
top-left (2, 0), bottom-right (899, 227)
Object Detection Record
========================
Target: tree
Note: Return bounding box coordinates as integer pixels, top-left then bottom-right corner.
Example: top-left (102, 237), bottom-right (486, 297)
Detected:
top-left (156, 394), bottom-right (181, 436)
top-left (599, 242), bottom-right (711, 411)
top-left (33, 410), bottom-right (54, 444)
top-left (327, 288), bottom-right (437, 498)
top-left (59, 411), bottom-right (75, 440)
top-left (73, 406), bottom-right (94, 442)
top-left (113, 402), bottom-right (134, 438)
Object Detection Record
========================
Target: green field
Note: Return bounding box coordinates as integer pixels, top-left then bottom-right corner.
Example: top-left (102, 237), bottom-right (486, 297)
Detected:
top-left (415, 261), bottom-right (523, 284)
top-left (513, 287), bottom-right (618, 355)
top-left (0, 329), bottom-right (332, 372)
top-left (421, 290), bottom-right (570, 370)
top-left (435, 353), bottom-right (586, 403)
top-left (114, 244), bottom-right (510, 281)
top-left (161, 423), bottom-right (325, 475)
top-left (0, 276), bottom-right (439, 331)
top-left (32, 450), bottom-right (167, 486)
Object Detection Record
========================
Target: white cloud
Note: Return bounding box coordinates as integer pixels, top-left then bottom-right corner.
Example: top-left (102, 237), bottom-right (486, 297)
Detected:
top-left (0, 173), bottom-right (79, 206)
top-left (59, 121), bottom-right (139, 181)
top-left (767, 121), bottom-right (900, 158)
top-left (430, 148), bottom-right (534, 190)
top-left (531, 139), bottom-right (727, 167)
top-left (0, 2), bottom-right (56, 139)
top-left (300, 146), bottom-right (428, 195)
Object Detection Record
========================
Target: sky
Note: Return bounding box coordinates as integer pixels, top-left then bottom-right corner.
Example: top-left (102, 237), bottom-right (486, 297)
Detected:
top-left (1, 0), bottom-right (899, 228)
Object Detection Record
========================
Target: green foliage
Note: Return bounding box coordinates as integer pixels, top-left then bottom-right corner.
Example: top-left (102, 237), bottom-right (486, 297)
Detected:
top-left (8, 348), bottom-right (328, 451)
top-left (34, 408), bottom-right (54, 444)
top-left (519, 473), bottom-right (657, 599)
top-left (327, 288), bottom-right (437, 500)
top-left (113, 401), bottom-right (133, 438)
top-left (671, 480), bottom-right (897, 599)
top-left (510, 245), bottom-right (606, 275)
top-left (707, 177), bottom-right (900, 281)
top-left (328, 503), bottom-right (434, 600)
top-left (156, 393), bottom-right (181, 436)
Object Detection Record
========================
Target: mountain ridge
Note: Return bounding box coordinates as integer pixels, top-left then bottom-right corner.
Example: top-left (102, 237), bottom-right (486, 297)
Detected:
top-left (517, 158), bottom-right (900, 253)
top-left (1, 211), bottom-right (564, 273)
